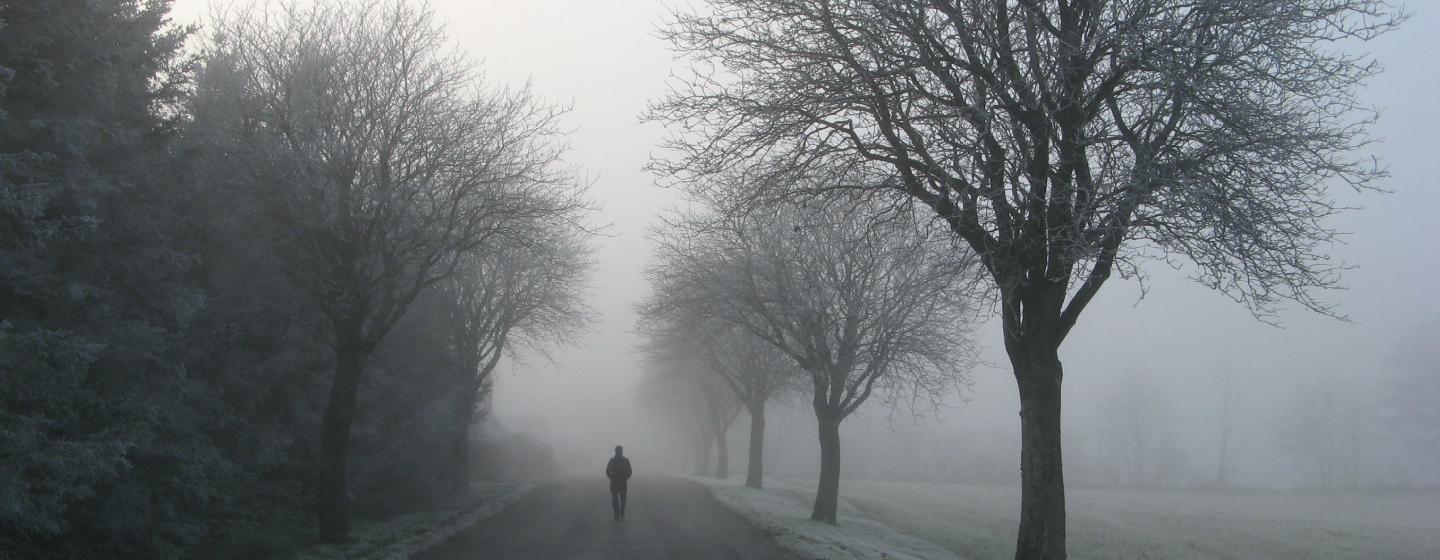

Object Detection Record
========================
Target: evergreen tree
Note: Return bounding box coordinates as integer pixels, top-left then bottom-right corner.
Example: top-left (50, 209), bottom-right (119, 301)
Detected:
top-left (0, 1), bottom-right (231, 556)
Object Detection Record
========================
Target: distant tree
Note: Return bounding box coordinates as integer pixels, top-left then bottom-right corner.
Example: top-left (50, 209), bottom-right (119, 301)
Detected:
top-left (639, 317), bottom-right (802, 488)
top-left (646, 195), bottom-right (979, 523)
top-left (1214, 372), bottom-right (1245, 487)
top-left (700, 327), bottom-right (802, 487)
top-left (650, 1), bottom-right (1402, 556)
top-left (436, 222), bottom-right (594, 493)
top-left (1095, 372), bottom-right (1175, 487)
top-left (636, 366), bottom-right (706, 473)
top-left (638, 351), bottom-right (743, 477)
top-left (190, 0), bottom-right (583, 540)
top-left (1385, 321), bottom-right (1440, 474)
top-left (1274, 379), bottom-right (1367, 489)
top-left (1339, 385), bottom-right (1366, 488)
top-left (703, 378), bottom-right (745, 479)
top-left (1275, 382), bottom-right (1334, 488)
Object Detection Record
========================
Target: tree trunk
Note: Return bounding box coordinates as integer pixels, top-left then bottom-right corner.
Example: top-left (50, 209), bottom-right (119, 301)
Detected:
top-left (715, 429), bottom-right (729, 479)
top-left (449, 378), bottom-right (480, 495)
top-left (811, 413), bottom-right (842, 524)
top-left (318, 328), bottom-right (367, 542)
top-left (1216, 435), bottom-right (1230, 488)
top-left (1216, 375), bottom-right (1233, 487)
top-left (1012, 341), bottom-right (1066, 560)
top-left (745, 402), bottom-right (766, 489)
top-left (451, 347), bottom-right (503, 495)
top-left (693, 436), bottom-right (712, 477)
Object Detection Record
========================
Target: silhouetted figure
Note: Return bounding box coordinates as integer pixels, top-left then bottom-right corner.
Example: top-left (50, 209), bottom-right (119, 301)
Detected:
top-left (606, 445), bottom-right (632, 519)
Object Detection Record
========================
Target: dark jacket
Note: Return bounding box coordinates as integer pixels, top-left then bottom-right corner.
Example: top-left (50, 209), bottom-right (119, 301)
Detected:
top-left (606, 456), bottom-right (632, 482)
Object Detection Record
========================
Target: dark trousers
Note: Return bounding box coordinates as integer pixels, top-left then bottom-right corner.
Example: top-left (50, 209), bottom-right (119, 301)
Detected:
top-left (609, 480), bottom-right (627, 518)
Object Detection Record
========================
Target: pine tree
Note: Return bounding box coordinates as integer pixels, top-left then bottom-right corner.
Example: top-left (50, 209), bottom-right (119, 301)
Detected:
top-left (0, 1), bottom-right (233, 556)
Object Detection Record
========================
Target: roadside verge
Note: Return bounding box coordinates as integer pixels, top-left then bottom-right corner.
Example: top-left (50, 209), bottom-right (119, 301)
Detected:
top-left (685, 476), bottom-right (964, 560)
top-left (290, 481), bottom-right (532, 560)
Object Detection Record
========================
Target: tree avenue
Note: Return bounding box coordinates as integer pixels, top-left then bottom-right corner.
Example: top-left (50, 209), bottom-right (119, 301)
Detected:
top-left (695, 325), bottom-right (802, 488)
top-left (645, 195), bottom-right (980, 523)
top-left (638, 317), bottom-right (801, 488)
top-left (638, 343), bottom-right (744, 478)
top-left (649, 0), bottom-right (1402, 557)
top-left (191, 1), bottom-right (588, 540)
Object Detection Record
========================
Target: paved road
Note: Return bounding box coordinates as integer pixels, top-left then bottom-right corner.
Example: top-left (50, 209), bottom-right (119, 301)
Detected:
top-left (414, 476), bottom-right (800, 560)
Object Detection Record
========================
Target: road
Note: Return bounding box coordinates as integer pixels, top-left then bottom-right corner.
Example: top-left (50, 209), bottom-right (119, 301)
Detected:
top-left (414, 476), bottom-right (801, 560)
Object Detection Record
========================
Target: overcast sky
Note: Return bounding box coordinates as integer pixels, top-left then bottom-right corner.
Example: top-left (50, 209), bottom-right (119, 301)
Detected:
top-left (168, 1), bottom-right (1439, 486)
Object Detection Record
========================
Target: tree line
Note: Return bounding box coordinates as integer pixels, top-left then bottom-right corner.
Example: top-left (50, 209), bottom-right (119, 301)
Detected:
top-left (639, 1), bottom-right (1403, 559)
top-left (639, 193), bottom-right (983, 523)
top-left (0, 0), bottom-right (593, 557)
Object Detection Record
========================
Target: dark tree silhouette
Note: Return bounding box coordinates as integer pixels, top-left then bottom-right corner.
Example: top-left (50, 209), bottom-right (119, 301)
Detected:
top-left (191, 1), bottom-right (583, 540)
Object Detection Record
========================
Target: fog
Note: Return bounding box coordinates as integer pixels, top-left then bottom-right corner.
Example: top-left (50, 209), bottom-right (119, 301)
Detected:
top-left (7, 0), bottom-right (1436, 557)
top-left (158, 0), bottom-right (1439, 492)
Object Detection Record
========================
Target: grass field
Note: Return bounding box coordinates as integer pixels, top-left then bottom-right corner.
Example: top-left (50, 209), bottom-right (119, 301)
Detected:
top-left (806, 480), bottom-right (1440, 560)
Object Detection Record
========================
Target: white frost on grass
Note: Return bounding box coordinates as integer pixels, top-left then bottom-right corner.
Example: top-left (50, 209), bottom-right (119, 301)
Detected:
top-left (835, 480), bottom-right (1440, 560)
top-left (687, 476), bottom-right (965, 560)
top-left (290, 481), bottom-right (532, 560)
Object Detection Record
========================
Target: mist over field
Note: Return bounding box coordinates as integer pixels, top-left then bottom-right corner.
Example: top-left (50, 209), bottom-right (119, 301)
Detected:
top-left (4, 1), bottom-right (1436, 558)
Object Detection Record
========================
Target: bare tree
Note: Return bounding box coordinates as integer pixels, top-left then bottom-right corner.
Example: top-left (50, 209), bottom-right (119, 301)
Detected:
top-left (1215, 372), bottom-right (1245, 487)
top-left (703, 327), bottom-right (803, 487)
top-left (1095, 371), bottom-right (1174, 487)
top-left (649, 1), bottom-right (1401, 556)
top-left (1277, 379), bottom-right (1370, 489)
top-left (639, 316), bottom-right (802, 488)
top-left (639, 348), bottom-right (743, 477)
top-left (705, 380), bottom-right (745, 478)
top-left (191, 1), bottom-right (584, 540)
top-left (437, 222), bottom-right (595, 494)
top-left (1385, 321), bottom-right (1440, 474)
top-left (1340, 385), bottom-right (1366, 489)
top-left (646, 195), bottom-right (979, 523)
top-left (635, 366), bottom-right (705, 472)
top-left (1276, 380), bottom-right (1340, 488)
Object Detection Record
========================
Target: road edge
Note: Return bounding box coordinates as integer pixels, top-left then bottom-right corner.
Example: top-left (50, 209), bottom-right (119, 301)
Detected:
top-left (290, 481), bottom-right (534, 560)
top-left (683, 475), bottom-right (966, 560)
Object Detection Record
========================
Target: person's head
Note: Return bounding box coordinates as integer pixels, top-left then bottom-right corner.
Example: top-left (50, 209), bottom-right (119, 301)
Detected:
top-left (614, 445), bottom-right (624, 457)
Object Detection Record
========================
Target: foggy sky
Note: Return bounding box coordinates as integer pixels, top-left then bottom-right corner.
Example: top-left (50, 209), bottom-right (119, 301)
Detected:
top-left (169, 1), bottom-right (1440, 487)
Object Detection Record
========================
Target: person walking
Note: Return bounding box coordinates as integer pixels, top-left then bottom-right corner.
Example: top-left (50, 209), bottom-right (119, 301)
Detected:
top-left (605, 445), bottom-right (632, 519)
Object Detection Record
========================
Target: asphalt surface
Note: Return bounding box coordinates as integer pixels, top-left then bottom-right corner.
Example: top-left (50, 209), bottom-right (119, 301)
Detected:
top-left (413, 476), bottom-right (801, 560)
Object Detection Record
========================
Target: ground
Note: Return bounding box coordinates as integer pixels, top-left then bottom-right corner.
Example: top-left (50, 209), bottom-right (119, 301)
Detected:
top-left (412, 476), bottom-right (800, 560)
top-left (406, 476), bottom-right (1440, 560)
top-left (690, 476), bottom-right (963, 560)
top-left (827, 480), bottom-right (1440, 560)
top-left (289, 481), bottom-right (530, 560)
